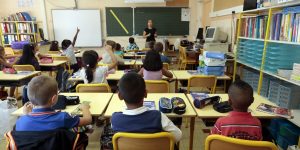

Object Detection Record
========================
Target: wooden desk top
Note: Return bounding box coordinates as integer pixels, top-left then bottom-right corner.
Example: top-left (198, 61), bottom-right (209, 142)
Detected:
top-left (0, 71), bottom-right (41, 81)
top-left (98, 59), bottom-right (136, 66)
top-left (172, 70), bottom-right (231, 80)
top-left (104, 93), bottom-right (197, 118)
top-left (186, 94), bottom-right (278, 118)
top-left (12, 93), bottom-right (113, 116)
top-left (39, 60), bottom-right (67, 67)
top-left (135, 59), bottom-right (143, 66)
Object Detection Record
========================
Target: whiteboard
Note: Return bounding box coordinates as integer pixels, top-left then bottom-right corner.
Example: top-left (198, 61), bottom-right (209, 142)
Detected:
top-left (52, 9), bottom-right (102, 47)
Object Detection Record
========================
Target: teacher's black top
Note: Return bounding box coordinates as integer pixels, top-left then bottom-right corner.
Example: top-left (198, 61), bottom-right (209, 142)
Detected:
top-left (144, 27), bottom-right (157, 42)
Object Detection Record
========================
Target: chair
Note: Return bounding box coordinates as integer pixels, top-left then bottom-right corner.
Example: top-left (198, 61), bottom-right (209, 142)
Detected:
top-left (179, 46), bottom-right (197, 70)
top-left (4, 47), bottom-right (15, 56)
top-left (205, 135), bottom-right (278, 150)
top-left (52, 56), bottom-right (71, 73)
top-left (163, 63), bottom-right (169, 70)
top-left (145, 80), bottom-right (170, 93)
top-left (112, 132), bottom-right (175, 150)
top-left (187, 76), bottom-right (217, 94)
top-left (13, 65), bottom-right (36, 71)
top-left (76, 83), bottom-right (111, 93)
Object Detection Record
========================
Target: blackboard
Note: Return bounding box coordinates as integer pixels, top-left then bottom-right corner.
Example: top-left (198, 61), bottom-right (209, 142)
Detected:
top-left (135, 7), bottom-right (189, 36)
top-left (105, 7), bottom-right (189, 36)
top-left (106, 7), bottom-right (133, 36)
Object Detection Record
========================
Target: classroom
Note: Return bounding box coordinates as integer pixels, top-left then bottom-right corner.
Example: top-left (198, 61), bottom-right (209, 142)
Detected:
top-left (0, 0), bottom-right (300, 150)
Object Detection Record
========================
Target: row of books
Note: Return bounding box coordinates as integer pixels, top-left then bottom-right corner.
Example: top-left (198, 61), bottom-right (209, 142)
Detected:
top-left (241, 16), bottom-right (268, 39)
top-left (1, 12), bottom-right (32, 22)
top-left (2, 35), bottom-right (35, 45)
top-left (1, 23), bottom-right (16, 34)
top-left (17, 23), bottom-right (34, 33)
top-left (1, 22), bottom-right (35, 34)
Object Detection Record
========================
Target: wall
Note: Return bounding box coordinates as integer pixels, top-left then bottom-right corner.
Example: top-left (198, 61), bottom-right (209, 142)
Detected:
top-left (0, 0), bottom-right (203, 48)
top-left (213, 0), bottom-right (243, 11)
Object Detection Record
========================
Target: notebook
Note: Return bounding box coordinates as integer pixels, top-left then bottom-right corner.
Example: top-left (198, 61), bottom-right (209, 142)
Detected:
top-left (256, 103), bottom-right (293, 119)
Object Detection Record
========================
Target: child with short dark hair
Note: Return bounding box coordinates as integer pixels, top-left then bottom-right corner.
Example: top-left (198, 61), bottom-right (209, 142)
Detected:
top-left (80, 48), bottom-right (117, 84)
top-left (211, 80), bottom-right (262, 140)
top-left (111, 72), bottom-right (182, 142)
top-left (138, 50), bottom-right (173, 80)
top-left (154, 42), bottom-right (170, 64)
top-left (16, 75), bottom-right (92, 131)
top-left (49, 40), bottom-right (59, 51)
top-left (61, 28), bottom-right (80, 73)
top-left (126, 37), bottom-right (139, 51)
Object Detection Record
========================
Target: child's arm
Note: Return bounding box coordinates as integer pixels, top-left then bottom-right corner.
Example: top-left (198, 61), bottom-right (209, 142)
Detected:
top-left (161, 113), bottom-right (182, 142)
top-left (106, 45), bottom-right (117, 70)
top-left (210, 120), bottom-right (222, 135)
top-left (78, 103), bottom-right (92, 126)
top-left (143, 31), bottom-right (150, 38)
top-left (138, 68), bottom-right (144, 76)
top-left (162, 68), bottom-right (173, 78)
top-left (72, 27), bottom-right (80, 47)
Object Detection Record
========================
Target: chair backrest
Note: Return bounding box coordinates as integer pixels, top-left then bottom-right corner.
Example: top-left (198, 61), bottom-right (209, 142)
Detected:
top-left (13, 65), bottom-right (36, 71)
top-left (145, 80), bottom-right (170, 93)
top-left (163, 63), bottom-right (169, 70)
top-left (205, 135), bottom-right (278, 150)
top-left (181, 46), bottom-right (188, 60)
top-left (4, 47), bottom-right (15, 56)
top-left (76, 83), bottom-right (111, 93)
top-left (113, 132), bottom-right (174, 150)
top-left (187, 76), bottom-right (217, 94)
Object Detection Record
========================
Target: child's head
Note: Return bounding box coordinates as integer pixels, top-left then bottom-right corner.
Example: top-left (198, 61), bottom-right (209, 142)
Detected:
top-left (154, 42), bottom-right (163, 53)
top-left (118, 72), bottom-right (146, 106)
top-left (82, 50), bottom-right (99, 83)
top-left (50, 40), bottom-right (59, 51)
top-left (27, 75), bottom-right (58, 107)
top-left (145, 41), bottom-right (155, 50)
top-left (143, 50), bottom-right (162, 71)
top-left (19, 44), bottom-right (37, 64)
top-left (115, 43), bottom-right (121, 51)
top-left (106, 40), bottom-right (116, 50)
top-left (129, 37), bottom-right (135, 44)
top-left (228, 80), bottom-right (254, 112)
top-left (61, 39), bottom-right (72, 50)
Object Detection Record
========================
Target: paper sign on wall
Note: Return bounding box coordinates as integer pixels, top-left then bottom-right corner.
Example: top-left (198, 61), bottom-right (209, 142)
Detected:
top-left (181, 8), bottom-right (190, 22)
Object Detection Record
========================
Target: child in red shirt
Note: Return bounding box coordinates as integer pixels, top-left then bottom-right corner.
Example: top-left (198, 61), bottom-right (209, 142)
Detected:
top-left (211, 80), bottom-right (262, 140)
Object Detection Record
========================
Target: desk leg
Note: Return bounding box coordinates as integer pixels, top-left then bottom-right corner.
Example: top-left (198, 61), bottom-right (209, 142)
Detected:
top-left (189, 117), bottom-right (195, 150)
top-left (175, 79), bottom-right (178, 93)
top-left (224, 80), bottom-right (227, 93)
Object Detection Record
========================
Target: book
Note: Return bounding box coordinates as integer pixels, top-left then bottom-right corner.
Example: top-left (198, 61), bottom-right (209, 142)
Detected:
top-left (256, 103), bottom-right (293, 119)
top-left (143, 101), bottom-right (156, 110)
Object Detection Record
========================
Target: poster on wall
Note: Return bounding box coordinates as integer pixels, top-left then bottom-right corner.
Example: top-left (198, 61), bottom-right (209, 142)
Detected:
top-left (181, 8), bottom-right (190, 22)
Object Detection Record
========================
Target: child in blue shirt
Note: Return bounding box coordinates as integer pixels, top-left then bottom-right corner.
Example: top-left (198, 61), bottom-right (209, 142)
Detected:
top-left (126, 37), bottom-right (139, 51)
top-left (16, 75), bottom-right (92, 131)
top-left (154, 42), bottom-right (171, 64)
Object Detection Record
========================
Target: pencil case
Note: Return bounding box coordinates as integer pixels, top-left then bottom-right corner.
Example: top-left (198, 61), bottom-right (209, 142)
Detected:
top-left (171, 97), bottom-right (186, 115)
top-left (159, 97), bottom-right (172, 113)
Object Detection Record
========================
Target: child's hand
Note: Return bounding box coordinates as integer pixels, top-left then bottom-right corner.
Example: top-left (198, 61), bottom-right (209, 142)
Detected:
top-left (23, 102), bottom-right (33, 114)
top-left (105, 45), bottom-right (113, 51)
top-left (79, 103), bottom-right (90, 110)
top-left (76, 27), bottom-right (80, 33)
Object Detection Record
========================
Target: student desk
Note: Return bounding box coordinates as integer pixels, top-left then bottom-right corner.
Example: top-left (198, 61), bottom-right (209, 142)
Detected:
top-left (12, 93), bottom-right (113, 116)
top-left (172, 70), bottom-right (231, 92)
top-left (186, 93), bottom-right (278, 118)
top-left (123, 52), bottom-right (145, 58)
top-left (39, 60), bottom-right (67, 76)
top-left (98, 59), bottom-right (136, 66)
top-left (0, 71), bottom-right (41, 87)
top-left (104, 93), bottom-right (197, 150)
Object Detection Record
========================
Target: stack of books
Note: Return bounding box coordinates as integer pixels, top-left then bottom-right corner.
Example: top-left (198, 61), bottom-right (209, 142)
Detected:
top-left (291, 63), bottom-right (300, 83)
top-left (1, 12), bottom-right (32, 21)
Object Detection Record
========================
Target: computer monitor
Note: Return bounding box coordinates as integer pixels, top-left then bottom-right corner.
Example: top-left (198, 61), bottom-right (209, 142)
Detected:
top-left (205, 27), bottom-right (227, 42)
top-left (196, 28), bottom-right (204, 40)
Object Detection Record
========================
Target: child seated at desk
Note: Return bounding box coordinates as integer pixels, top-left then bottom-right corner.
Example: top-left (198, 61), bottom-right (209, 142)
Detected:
top-left (154, 42), bottom-right (171, 64)
top-left (101, 40), bottom-right (124, 65)
top-left (126, 37), bottom-right (139, 51)
top-left (114, 43), bottom-right (124, 56)
top-left (61, 28), bottom-right (80, 73)
top-left (49, 40), bottom-right (59, 51)
top-left (138, 50), bottom-right (173, 80)
top-left (16, 75), bottom-right (92, 131)
top-left (79, 48), bottom-right (117, 84)
top-left (211, 80), bottom-right (262, 140)
top-left (111, 72), bottom-right (182, 141)
top-left (0, 46), bottom-right (14, 99)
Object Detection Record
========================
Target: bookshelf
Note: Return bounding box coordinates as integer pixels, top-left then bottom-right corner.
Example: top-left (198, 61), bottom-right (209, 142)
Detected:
top-left (234, 2), bottom-right (300, 108)
top-left (0, 21), bottom-right (38, 46)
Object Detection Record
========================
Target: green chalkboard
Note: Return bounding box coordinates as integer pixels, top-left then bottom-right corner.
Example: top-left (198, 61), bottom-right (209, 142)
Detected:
top-left (106, 7), bottom-right (133, 36)
top-left (134, 7), bottom-right (189, 36)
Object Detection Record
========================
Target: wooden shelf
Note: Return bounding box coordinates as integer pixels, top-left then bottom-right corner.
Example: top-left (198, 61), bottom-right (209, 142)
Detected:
top-left (238, 37), bottom-right (265, 41)
top-left (243, 1), bottom-right (300, 14)
top-left (0, 21), bottom-right (36, 23)
top-left (19, 33), bottom-right (35, 35)
top-left (2, 33), bottom-right (17, 35)
top-left (236, 60), bottom-right (261, 71)
top-left (267, 40), bottom-right (300, 46)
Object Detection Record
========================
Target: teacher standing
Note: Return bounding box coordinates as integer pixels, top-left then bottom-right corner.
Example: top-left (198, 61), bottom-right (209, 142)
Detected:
top-left (143, 20), bottom-right (157, 43)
